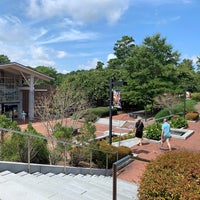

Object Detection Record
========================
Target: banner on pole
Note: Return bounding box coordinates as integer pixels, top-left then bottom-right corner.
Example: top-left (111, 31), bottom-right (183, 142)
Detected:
top-left (113, 89), bottom-right (122, 109)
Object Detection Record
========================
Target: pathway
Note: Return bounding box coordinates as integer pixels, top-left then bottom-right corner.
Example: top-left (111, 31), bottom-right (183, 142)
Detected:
top-left (18, 113), bottom-right (200, 185)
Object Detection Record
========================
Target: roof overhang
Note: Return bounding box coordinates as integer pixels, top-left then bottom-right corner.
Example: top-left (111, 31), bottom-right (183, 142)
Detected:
top-left (0, 62), bottom-right (54, 82)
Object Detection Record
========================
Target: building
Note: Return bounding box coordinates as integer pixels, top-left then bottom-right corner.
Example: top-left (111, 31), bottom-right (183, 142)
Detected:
top-left (0, 62), bottom-right (54, 120)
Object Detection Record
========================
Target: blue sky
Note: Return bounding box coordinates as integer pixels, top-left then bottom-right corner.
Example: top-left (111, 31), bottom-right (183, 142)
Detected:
top-left (0, 0), bottom-right (199, 73)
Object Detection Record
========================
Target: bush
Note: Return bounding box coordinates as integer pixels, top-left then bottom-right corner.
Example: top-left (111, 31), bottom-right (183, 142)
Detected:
top-left (172, 99), bottom-right (196, 114)
top-left (170, 116), bottom-right (188, 128)
top-left (138, 151), bottom-right (200, 199)
top-left (145, 122), bottom-right (161, 141)
top-left (78, 106), bottom-right (118, 122)
top-left (92, 140), bottom-right (131, 168)
top-left (70, 146), bottom-right (90, 167)
top-left (185, 111), bottom-right (199, 121)
top-left (191, 93), bottom-right (200, 101)
top-left (155, 109), bottom-right (170, 122)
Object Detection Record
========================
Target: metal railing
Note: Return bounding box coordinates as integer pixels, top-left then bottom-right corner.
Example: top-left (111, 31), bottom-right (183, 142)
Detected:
top-left (0, 127), bottom-right (118, 174)
top-left (112, 154), bottom-right (151, 200)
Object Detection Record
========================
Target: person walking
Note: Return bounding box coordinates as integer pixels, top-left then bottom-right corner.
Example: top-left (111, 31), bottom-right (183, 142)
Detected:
top-left (135, 118), bottom-right (144, 146)
top-left (161, 118), bottom-right (172, 151)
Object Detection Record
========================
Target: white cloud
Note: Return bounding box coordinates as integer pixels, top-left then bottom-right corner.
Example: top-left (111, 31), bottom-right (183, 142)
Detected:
top-left (39, 29), bottom-right (98, 44)
top-left (134, 0), bottom-right (193, 5)
top-left (57, 51), bottom-right (68, 58)
top-left (0, 16), bottom-right (30, 44)
top-left (78, 58), bottom-right (99, 70)
top-left (27, 0), bottom-right (130, 24)
top-left (182, 54), bottom-right (198, 64)
top-left (107, 53), bottom-right (116, 62)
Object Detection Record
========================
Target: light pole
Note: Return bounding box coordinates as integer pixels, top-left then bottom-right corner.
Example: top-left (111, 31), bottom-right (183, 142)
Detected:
top-left (109, 79), bottom-right (127, 145)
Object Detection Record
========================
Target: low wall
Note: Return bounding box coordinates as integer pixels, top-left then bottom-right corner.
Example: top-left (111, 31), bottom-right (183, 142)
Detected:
top-left (0, 161), bottom-right (112, 176)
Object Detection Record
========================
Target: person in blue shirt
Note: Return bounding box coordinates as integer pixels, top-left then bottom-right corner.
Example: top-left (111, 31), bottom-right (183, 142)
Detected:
top-left (161, 118), bottom-right (171, 151)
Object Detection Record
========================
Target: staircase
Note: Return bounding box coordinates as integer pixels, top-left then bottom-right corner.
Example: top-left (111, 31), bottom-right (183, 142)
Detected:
top-left (0, 170), bottom-right (138, 200)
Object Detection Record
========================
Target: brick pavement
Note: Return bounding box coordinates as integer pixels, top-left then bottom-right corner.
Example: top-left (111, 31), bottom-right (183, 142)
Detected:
top-left (19, 113), bottom-right (200, 185)
top-left (117, 118), bottom-right (200, 184)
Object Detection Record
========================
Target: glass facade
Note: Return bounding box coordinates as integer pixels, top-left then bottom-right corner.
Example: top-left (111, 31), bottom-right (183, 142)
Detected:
top-left (0, 76), bottom-right (19, 103)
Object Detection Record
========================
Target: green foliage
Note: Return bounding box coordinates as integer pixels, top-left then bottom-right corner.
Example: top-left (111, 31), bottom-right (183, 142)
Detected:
top-left (52, 123), bottom-right (73, 151)
top-left (53, 123), bottom-right (73, 141)
top-left (191, 92), bottom-right (200, 101)
top-left (0, 115), bottom-right (20, 142)
top-left (171, 99), bottom-right (196, 115)
top-left (79, 107), bottom-right (117, 122)
top-left (185, 111), bottom-right (199, 121)
top-left (69, 146), bottom-right (90, 167)
top-left (77, 122), bottom-right (96, 145)
top-left (34, 65), bottom-right (58, 85)
top-left (0, 54), bottom-right (10, 64)
top-left (92, 140), bottom-right (131, 168)
top-left (171, 103), bottom-right (185, 114)
top-left (48, 146), bottom-right (63, 165)
top-left (1, 123), bottom-right (49, 164)
top-left (155, 109), bottom-right (170, 122)
top-left (112, 133), bottom-right (134, 143)
top-left (138, 151), bottom-right (200, 200)
top-left (145, 122), bottom-right (161, 140)
top-left (170, 116), bottom-right (188, 128)
top-left (155, 99), bottom-right (197, 121)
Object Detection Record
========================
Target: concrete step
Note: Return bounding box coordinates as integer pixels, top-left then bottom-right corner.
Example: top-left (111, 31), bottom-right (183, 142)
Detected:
top-left (0, 170), bottom-right (138, 200)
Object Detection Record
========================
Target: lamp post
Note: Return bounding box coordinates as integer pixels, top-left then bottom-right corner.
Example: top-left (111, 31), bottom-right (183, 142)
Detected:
top-left (109, 79), bottom-right (127, 145)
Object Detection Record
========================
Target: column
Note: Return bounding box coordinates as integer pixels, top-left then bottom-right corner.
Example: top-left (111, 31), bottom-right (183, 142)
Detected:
top-left (28, 75), bottom-right (34, 121)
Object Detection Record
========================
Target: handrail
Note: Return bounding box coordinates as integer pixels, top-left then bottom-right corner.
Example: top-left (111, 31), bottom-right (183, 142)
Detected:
top-left (112, 154), bottom-right (151, 200)
top-left (112, 155), bottom-right (132, 200)
top-left (0, 127), bottom-right (118, 173)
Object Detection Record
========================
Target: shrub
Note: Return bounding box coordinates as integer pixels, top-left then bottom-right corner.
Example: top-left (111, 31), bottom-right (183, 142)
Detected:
top-left (170, 100), bottom-right (196, 115)
top-left (185, 99), bottom-right (197, 112)
top-left (78, 106), bottom-right (118, 122)
top-left (138, 151), bottom-right (200, 199)
top-left (145, 122), bottom-right (161, 141)
top-left (171, 103), bottom-right (185, 115)
top-left (92, 140), bottom-right (131, 168)
top-left (185, 111), bottom-right (199, 121)
top-left (191, 92), bottom-right (200, 101)
top-left (170, 116), bottom-right (188, 128)
top-left (69, 146), bottom-right (90, 167)
top-left (155, 109), bottom-right (170, 122)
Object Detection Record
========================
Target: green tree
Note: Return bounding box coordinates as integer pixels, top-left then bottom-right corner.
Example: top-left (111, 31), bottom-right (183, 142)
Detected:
top-left (108, 36), bottom-right (135, 69)
top-left (176, 59), bottom-right (197, 92)
top-left (96, 61), bottom-right (104, 70)
top-left (0, 54), bottom-right (10, 64)
top-left (34, 66), bottom-right (58, 85)
top-left (53, 122), bottom-right (73, 150)
top-left (77, 122), bottom-right (96, 146)
top-left (1, 123), bottom-right (49, 164)
top-left (0, 115), bottom-right (19, 142)
top-left (125, 33), bottom-right (180, 107)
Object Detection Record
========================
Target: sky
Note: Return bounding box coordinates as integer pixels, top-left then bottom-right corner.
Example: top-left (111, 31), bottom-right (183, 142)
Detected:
top-left (0, 0), bottom-right (199, 73)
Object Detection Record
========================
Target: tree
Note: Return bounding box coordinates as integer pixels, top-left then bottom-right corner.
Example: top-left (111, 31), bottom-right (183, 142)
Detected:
top-left (34, 66), bottom-right (58, 85)
top-left (125, 33), bottom-right (180, 107)
top-left (108, 36), bottom-right (135, 69)
top-left (96, 61), bottom-right (104, 70)
top-left (34, 83), bottom-right (88, 164)
top-left (0, 115), bottom-right (19, 142)
top-left (176, 59), bottom-right (197, 92)
top-left (0, 54), bottom-right (10, 64)
top-left (77, 122), bottom-right (96, 146)
top-left (1, 123), bottom-right (49, 164)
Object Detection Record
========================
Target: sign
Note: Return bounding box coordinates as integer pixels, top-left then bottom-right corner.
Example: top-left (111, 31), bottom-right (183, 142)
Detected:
top-left (113, 89), bottom-right (121, 108)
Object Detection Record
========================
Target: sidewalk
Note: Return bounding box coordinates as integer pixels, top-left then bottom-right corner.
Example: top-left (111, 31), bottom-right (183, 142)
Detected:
top-left (117, 119), bottom-right (200, 184)
top-left (19, 113), bottom-right (200, 185)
